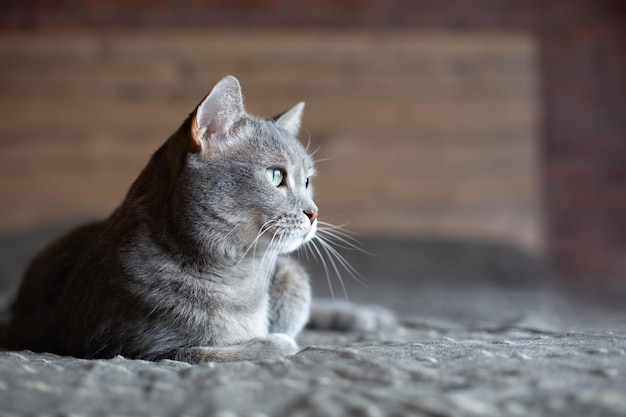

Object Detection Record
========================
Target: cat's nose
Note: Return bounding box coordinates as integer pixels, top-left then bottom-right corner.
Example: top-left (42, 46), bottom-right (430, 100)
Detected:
top-left (304, 210), bottom-right (318, 223)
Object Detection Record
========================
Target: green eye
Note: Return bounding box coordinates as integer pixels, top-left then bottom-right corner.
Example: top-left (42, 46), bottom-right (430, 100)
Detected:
top-left (266, 168), bottom-right (285, 187)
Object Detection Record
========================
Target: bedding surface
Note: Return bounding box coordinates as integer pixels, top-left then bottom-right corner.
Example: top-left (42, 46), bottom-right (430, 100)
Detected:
top-left (1, 232), bottom-right (625, 417)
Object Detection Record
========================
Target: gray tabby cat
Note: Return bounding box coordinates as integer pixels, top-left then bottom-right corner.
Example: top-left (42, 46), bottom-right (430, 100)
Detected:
top-left (2, 76), bottom-right (391, 363)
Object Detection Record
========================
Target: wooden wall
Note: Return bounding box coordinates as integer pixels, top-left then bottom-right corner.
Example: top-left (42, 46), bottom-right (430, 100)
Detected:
top-left (0, 32), bottom-right (540, 251)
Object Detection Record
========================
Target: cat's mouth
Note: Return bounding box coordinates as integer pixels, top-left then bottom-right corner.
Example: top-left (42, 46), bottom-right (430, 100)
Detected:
top-left (302, 218), bottom-right (318, 244)
top-left (272, 218), bottom-right (317, 254)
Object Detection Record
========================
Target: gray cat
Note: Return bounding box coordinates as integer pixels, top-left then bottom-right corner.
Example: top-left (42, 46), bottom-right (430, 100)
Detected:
top-left (2, 76), bottom-right (392, 363)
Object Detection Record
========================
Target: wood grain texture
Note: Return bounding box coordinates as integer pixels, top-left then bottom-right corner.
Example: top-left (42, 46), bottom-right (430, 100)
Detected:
top-left (0, 31), bottom-right (541, 250)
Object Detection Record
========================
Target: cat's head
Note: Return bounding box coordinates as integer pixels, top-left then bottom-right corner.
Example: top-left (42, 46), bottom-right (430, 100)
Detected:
top-left (174, 76), bottom-right (318, 256)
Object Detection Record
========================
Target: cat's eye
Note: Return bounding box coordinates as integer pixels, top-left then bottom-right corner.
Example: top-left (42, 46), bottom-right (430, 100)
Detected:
top-left (305, 178), bottom-right (310, 188)
top-left (266, 168), bottom-right (286, 187)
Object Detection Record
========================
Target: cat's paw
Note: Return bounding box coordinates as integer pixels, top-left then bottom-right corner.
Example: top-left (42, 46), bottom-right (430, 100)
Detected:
top-left (172, 334), bottom-right (298, 363)
top-left (308, 300), bottom-right (397, 332)
top-left (259, 333), bottom-right (299, 357)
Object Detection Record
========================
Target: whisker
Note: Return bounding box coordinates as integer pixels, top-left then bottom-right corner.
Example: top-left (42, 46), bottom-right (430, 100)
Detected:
top-left (317, 221), bottom-right (364, 239)
top-left (297, 244), bottom-right (310, 262)
top-left (316, 229), bottom-right (371, 254)
top-left (316, 221), bottom-right (361, 234)
top-left (307, 238), bottom-right (335, 300)
top-left (223, 222), bottom-right (241, 240)
top-left (314, 236), bottom-right (350, 301)
top-left (316, 235), bottom-right (367, 286)
top-left (303, 128), bottom-right (313, 151)
top-left (317, 222), bottom-right (375, 256)
top-left (312, 157), bottom-right (331, 164)
top-left (296, 218), bottom-right (378, 302)
top-left (238, 220), bottom-right (277, 265)
top-left (256, 228), bottom-right (281, 281)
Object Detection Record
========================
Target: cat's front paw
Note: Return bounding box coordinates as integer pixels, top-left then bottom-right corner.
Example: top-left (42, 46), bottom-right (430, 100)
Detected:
top-left (308, 300), bottom-right (397, 332)
top-left (172, 334), bottom-right (298, 363)
top-left (260, 333), bottom-right (299, 357)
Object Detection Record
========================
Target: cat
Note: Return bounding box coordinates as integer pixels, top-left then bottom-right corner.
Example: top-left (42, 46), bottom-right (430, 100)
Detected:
top-left (2, 76), bottom-right (393, 363)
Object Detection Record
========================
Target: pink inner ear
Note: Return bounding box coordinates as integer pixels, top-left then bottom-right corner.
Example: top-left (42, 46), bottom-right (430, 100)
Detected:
top-left (196, 76), bottom-right (245, 140)
top-left (188, 76), bottom-right (246, 154)
top-left (189, 112), bottom-right (204, 154)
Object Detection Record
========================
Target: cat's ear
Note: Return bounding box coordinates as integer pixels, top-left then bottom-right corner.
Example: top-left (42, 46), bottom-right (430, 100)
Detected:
top-left (191, 75), bottom-right (245, 153)
top-left (275, 102), bottom-right (305, 137)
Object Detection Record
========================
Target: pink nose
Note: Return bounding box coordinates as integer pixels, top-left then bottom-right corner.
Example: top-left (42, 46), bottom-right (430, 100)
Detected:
top-left (305, 210), bottom-right (318, 223)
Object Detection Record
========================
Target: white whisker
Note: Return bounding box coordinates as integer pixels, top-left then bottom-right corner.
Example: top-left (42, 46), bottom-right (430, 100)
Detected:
top-left (316, 230), bottom-right (371, 255)
top-left (307, 238), bottom-right (336, 300)
top-left (237, 220), bottom-right (277, 266)
top-left (314, 236), bottom-right (350, 301)
top-left (255, 228), bottom-right (281, 283)
top-left (298, 220), bottom-right (373, 301)
top-left (223, 222), bottom-right (241, 240)
top-left (303, 128), bottom-right (312, 151)
top-left (317, 222), bottom-right (374, 256)
top-left (312, 157), bottom-right (331, 164)
top-left (316, 235), bottom-right (366, 286)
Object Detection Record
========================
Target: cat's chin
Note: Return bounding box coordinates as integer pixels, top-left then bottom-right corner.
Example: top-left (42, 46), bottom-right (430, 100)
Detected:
top-left (278, 221), bottom-right (317, 254)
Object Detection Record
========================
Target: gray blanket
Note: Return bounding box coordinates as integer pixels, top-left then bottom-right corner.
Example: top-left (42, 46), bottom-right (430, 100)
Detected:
top-left (1, 232), bottom-right (625, 416)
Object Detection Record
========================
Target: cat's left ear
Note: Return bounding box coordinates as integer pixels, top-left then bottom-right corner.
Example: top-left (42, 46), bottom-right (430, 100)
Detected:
top-left (275, 102), bottom-right (305, 137)
top-left (191, 75), bottom-right (245, 154)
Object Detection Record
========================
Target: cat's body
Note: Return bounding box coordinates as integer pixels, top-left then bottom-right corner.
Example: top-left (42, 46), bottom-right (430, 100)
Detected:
top-left (3, 76), bottom-right (322, 362)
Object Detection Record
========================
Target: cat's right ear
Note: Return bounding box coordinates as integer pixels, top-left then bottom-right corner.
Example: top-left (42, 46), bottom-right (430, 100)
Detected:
top-left (191, 75), bottom-right (245, 154)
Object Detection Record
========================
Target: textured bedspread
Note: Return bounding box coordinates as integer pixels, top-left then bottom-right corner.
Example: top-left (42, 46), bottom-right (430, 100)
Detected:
top-left (1, 232), bottom-right (625, 417)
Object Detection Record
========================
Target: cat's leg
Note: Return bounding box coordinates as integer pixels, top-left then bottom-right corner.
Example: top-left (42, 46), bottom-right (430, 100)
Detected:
top-left (173, 259), bottom-right (397, 364)
top-left (308, 299), bottom-right (397, 332)
top-left (171, 257), bottom-right (310, 364)
top-left (268, 256), bottom-right (312, 338)
top-left (172, 334), bottom-right (298, 364)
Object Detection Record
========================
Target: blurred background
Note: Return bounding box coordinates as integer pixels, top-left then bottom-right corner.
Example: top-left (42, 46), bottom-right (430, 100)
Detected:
top-left (0, 1), bottom-right (624, 289)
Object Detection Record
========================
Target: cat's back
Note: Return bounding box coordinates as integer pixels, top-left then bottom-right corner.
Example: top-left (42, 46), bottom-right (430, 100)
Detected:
top-left (11, 221), bottom-right (104, 316)
top-left (3, 221), bottom-right (108, 354)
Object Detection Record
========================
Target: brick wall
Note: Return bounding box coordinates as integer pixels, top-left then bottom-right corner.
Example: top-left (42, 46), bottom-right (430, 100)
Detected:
top-left (0, 33), bottom-right (540, 252)
top-left (539, 5), bottom-right (626, 284)
top-left (1, 0), bottom-right (625, 284)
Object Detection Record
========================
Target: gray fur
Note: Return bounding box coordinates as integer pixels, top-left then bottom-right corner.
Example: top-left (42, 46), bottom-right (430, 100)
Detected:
top-left (3, 76), bottom-right (319, 363)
